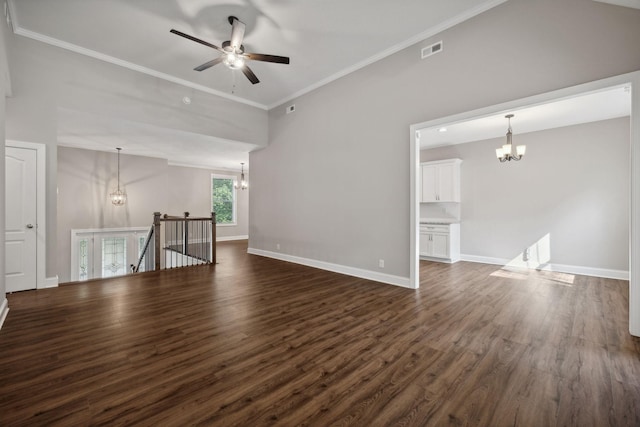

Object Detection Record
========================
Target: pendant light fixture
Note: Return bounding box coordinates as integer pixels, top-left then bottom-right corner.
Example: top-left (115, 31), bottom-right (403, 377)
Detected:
top-left (235, 162), bottom-right (248, 190)
top-left (110, 147), bottom-right (127, 206)
top-left (496, 114), bottom-right (526, 162)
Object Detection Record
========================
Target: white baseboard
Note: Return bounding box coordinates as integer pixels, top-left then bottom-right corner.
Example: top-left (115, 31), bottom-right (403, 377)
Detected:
top-left (41, 276), bottom-right (59, 289)
top-left (247, 248), bottom-right (413, 289)
top-left (460, 254), bottom-right (629, 280)
top-left (0, 298), bottom-right (9, 330)
top-left (217, 235), bottom-right (248, 242)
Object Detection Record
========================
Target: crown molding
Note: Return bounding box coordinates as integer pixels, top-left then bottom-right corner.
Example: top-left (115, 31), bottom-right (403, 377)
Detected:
top-left (592, 0), bottom-right (640, 10)
top-left (266, 0), bottom-right (509, 109)
top-left (6, 0), bottom-right (268, 110)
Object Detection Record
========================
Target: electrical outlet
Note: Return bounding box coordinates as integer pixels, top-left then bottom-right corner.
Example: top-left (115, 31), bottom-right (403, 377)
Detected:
top-left (523, 248), bottom-right (530, 262)
top-left (379, 259), bottom-right (385, 268)
top-left (276, 243), bottom-right (280, 250)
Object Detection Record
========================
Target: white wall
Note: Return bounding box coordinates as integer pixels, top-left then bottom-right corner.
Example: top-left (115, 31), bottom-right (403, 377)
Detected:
top-left (421, 117), bottom-right (630, 275)
top-left (4, 31), bottom-right (266, 280)
top-left (249, 0), bottom-right (640, 283)
top-left (57, 146), bottom-right (249, 283)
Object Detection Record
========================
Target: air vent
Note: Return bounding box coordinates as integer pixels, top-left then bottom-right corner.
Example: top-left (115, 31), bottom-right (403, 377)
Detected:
top-left (421, 41), bottom-right (443, 59)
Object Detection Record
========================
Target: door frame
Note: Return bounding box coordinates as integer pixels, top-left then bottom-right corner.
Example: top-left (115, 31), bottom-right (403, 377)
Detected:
top-left (6, 140), bottom-right (46, 289)
top-left (409, 70), bottom-right (640, 336)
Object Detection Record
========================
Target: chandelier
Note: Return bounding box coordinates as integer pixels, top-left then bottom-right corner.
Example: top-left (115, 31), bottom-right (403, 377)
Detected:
top-left (110, 147), bottom-right (127, 206)
top-left (235, 162), bottom-right (248, 190)
top-left (495, 114), bottom-right (526, 162)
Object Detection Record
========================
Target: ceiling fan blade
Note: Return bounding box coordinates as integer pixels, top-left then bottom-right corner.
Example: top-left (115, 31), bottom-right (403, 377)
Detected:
top-left (194, 57), bottom-right (224, 72)
top-left (242, 65), bottom-right (260, 84)
top-left (229, 17), bottom-right (246, 50)
top-left (170, 29), bottom-right (224, 53)
top-left (245, 53), bottom-right (290, 64)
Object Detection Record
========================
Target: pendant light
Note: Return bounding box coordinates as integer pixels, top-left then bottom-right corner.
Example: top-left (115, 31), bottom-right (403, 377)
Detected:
top-left (110, 147), bottom-right (127, 206)
top-left (235, 162), bottom-right (248, 190)
top-left (496, 114), bottom-right (526, 162)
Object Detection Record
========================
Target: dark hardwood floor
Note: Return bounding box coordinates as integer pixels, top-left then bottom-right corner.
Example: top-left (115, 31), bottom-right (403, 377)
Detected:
top-left (1, 240), bottom-right (639, 426)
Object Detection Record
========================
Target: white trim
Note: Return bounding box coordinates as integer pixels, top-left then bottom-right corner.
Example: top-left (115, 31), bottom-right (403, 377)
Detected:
top-left (460, 254), bottom-right (630, 280)
top-left (43, 276), bottom-right (59, 289)
top-left (8, 20), bottom-right (267, 110)
top-left (409, 71), bottom-right (640, 336)
top-left (211, 174), bottom-right (238, 225)
top-left (2, 0), bottom-right (12, 96)
top-left (71, 226), bottom-right (149, 235)
top-left (5, 140), bottom-right (46, 290)
top-left (6, 0), bottom-right (505, 111)
top-left (267, 0), bottom-right (508, 109)
top-left (247, 247), bottom-right (412, 288)
top-left (0, 298), bottom-right (9, 330)
top-left (630, 71), bottom-right (640, 335)
top-left (217, 235), bottom-right (248, 242)
top-left (168, 161), bottom-right (248, 173)
top-left (592, 0), bottom-right (640, 10)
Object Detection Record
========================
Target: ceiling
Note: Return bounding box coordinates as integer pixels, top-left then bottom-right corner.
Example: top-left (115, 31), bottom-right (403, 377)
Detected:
top-left (418, 86), bottom-right (632, 149)
top-left (7, 0), bottom-right (506, 109)
top-left (6, 1), bottom-right (636, 170)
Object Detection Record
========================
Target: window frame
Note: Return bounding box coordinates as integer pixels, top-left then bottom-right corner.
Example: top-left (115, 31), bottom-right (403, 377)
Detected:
top-left (211, 173), bottom-right (238, 226)
top-left (70, 227), bottom-right (149, 281)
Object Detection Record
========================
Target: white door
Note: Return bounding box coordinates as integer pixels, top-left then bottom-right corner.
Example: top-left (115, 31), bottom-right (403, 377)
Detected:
top-left (5, 146), bottom-right (38, 292)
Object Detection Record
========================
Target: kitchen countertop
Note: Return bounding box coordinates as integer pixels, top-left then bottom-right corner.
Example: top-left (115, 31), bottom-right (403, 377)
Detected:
top-left (420, 218), bottom-right (460, 224)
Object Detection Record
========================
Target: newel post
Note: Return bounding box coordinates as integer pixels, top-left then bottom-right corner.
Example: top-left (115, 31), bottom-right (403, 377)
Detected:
top-left (153, 212), bottom-right (161, 271)
top-left (211, 212), bottom-right (216, 264)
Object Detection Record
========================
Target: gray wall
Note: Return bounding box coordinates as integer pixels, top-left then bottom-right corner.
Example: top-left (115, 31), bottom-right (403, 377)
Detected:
top-left (4, 32), bottom-right (266, 279)
top-left (57, 146), bottom-right (249, 283)
top-left (250, 0), bottom-right (640, 280)
top-left (421, 117), bottom-right (630, 272)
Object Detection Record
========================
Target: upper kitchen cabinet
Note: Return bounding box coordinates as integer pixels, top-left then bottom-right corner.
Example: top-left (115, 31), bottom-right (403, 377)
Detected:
top-left (421, 159), bottom-right (462, 203)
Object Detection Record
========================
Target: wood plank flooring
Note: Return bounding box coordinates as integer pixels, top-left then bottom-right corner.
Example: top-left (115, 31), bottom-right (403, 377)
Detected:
top-left (1, 240), bottom-right (639, 426)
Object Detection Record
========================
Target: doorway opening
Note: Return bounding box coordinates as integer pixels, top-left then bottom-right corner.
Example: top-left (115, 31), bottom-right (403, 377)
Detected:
top-left (409, 71), bottom-right (640, 336)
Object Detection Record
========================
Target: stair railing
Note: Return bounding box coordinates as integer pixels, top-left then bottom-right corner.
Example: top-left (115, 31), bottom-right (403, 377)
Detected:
top-left (134, 211), bottom-right (216, 272)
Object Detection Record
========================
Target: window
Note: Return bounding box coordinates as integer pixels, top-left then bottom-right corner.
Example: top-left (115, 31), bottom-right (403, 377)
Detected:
top-left (71, 227), bottom-right (149, 281)
top-left (211, 174), bottom-right (237, 225)
top-left (101, 237), bottom-right (127, 278)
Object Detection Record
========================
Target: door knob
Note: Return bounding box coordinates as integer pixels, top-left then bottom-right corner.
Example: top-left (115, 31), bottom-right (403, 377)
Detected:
top-left (26, 224), bottom-right (34, 229)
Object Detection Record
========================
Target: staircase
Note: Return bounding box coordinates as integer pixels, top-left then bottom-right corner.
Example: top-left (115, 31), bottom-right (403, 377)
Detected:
top-left (134, 212), bottom-right (216, 272)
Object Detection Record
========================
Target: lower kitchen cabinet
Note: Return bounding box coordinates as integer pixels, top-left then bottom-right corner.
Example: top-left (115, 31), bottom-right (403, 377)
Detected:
top-left (419, 223), bottom-right (460, 263)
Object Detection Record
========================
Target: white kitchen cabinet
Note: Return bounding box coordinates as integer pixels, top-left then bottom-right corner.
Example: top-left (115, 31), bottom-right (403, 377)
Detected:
top-left (421, 159), bottom-right (462, 203)
top-left (419, 223), bottom-right (460, 263)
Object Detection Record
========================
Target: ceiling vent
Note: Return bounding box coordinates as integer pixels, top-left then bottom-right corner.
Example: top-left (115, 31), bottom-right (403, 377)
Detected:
top-left (421, 41), bottom-right (443, 59)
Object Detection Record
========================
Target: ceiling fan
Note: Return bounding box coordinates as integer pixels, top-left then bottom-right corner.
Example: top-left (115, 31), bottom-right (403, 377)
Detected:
top-left (171, 16), bottom-right (290, 85)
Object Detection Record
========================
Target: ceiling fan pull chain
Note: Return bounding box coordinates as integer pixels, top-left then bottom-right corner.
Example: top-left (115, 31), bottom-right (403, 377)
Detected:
top-left (231, 68), bottom-right (237, 94)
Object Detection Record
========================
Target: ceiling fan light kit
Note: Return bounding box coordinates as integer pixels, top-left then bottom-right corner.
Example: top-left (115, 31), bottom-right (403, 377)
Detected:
top-left (170, 16), bottom-right (290, 85)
